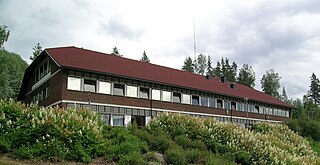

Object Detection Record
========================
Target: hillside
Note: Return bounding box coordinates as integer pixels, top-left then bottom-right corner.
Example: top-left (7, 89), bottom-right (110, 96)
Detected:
top-left (0, 99), bottom-right (318, 164)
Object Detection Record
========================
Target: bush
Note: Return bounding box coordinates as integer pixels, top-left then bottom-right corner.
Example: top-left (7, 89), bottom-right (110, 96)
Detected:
top-left (164, 147), bottom-right (187, 165)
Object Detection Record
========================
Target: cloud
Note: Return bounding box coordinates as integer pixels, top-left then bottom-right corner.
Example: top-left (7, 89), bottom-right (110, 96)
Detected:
top-left (99, 18), bottom-right (144, 40)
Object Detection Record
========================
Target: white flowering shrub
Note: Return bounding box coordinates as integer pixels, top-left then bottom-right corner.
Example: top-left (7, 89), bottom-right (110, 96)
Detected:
top-left (148, 113), bottom-right (318, 164)
top-left (0, 99), bottom-right (107, 163)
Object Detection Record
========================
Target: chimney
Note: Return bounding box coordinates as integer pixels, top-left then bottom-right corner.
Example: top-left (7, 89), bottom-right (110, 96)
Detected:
top-left (205, 74), bottom-right (213, 80)
top-left (221, 76), bottom-right (226, 83)
top-left (230, 83), bottom-right (236, 89)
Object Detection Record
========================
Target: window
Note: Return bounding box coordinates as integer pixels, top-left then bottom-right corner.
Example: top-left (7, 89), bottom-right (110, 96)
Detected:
top-left (224, 100), bottom-right (230, 109)
top-left (140, 87), bottom-right (149, 99)
top-left (209, 98), bottom-right (215, 107)
top-left (259, 107), bottom-right (265, 114)
top-left (254, 106), bottom-right (259, 113)
top-left (98, 81), bottom-right (111, 94)
top-left (127, 85), bottom-right (138, 97)
top-left (200, 97), bottom-right (208, 107)
top-left (113, 115), bottom-right (125, 126)
top-left (114, 84), bottom-right (125, 96)
top-left (182, 94), bottom-right (191, 104)
top-left (67, 77), bottom-right (81, 91)
top-left (231, 101), bottom-right (237, 110)
top-left (83, 79), bottom-right (96, 92)
top-left (102, 113), bottom-right (110, 125)
top-left (286, 111), bottom-right (289, 117)
top-left (217, 99), bottom-right (223, 108)
top-left (131, 115), bottom-right (146, 127)
top-left (192, 96), bottom-right (199, 105)
top-left (173, 93), bottom-right (181, 103)
top-left (162, 91), bottom-right (172, 102)
top-left (152, 89), bottom-right (161, 100)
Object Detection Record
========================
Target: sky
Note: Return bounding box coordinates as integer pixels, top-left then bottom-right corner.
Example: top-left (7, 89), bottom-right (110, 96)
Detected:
top-left (1, 0), bottom-right (320, 100)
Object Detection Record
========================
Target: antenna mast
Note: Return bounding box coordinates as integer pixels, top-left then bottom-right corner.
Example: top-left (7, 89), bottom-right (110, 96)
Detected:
top-left (193, 18), bottom-right (197, 61)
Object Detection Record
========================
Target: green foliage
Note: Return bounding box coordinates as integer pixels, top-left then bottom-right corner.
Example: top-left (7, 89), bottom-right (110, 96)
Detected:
top-left (140, 50), bottom-right (150, 63)
top-left (308, 73), bottom-right (320, 104)
top-left (0, 25), bottom-right (10, 49)
top-left (287, 119), bottom-right (320, 141)
top-left (0, 50), bottom-right (28, 100)
top-left (111, 46), bottom-right (121, 56)
top-left (260, 69), bottom-right (281, 98)
top-left (149, 113), bottom-right (317, 164)
top-left (181, 57), bottom-right (194, 73)
top-left (164, 147), bottom-right (187, 165)
top-left (212, 57), bottom-right (238, 82)
top-left (237, 64), bottom-right (255, 88)
top-left (0, 99), bottom-right (106, 163)
top-left (30, 42), bottom-right (42, 61)
top-left (194, 53), bottom-right (207, 75)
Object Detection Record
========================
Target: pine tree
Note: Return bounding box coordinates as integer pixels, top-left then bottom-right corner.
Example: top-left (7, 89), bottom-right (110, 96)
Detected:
top-left (111, 46), bottom-right (121, 56)
top-left (213, 61), bottom-right (222, 77)
top-left (281, 87), bottom-right (288, 102)
top-left (181, 57), bottom-right (194, 73)
top-left (140, 50), bottom-right (150, 63)
top-left (237, 64), bottom-right (255, 88)
top-left (206, 55), bottom-right (214, 76)
top-left (30, 42), bottom-right (42, 61)
top-left (308, 73), bottom-right (320, 104)
top-left (260, 69), bottom-right (281, 98)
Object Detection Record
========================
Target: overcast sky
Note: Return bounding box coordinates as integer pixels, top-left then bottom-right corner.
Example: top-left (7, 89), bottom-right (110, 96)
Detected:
top-left (1, 0), bottom-right (320, 100)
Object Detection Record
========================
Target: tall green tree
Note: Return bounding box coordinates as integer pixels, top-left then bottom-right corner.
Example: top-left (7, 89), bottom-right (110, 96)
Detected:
top-left (260, 69), bottom-right (281, 98)
top-left (140, 50), bottom-right (150, 63)
top-left (30, 42), bottom-right (42, 61)
top-left (0, 25), bottom-right (10, 49)
top-left (237, 64), bottom-right (255, 88)
top-left (111, 46), bottom-right (121, 56)
top-left (181, 57), bottom-right (194, 73)
top-left (281, 87), bottom-right (288, 102)
top-left (308, 73), bottom-right (320, 104)
top-left (206, 55), bottom-right (214, 76)
top-left (0, 50), bottom-right (28, 99)
top-left (194, 53), bottom-right (207, 75)
top-left (212, 61), bottom-right (222, 77)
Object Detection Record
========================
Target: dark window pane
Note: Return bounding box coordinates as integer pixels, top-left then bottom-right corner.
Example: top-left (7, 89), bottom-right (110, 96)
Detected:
top-left (140, 87), bottom-right (149, 99)
top-left (173, 93), bottom-right (181, 103)
top-left (217, 99), bottom-right (223, 108)
top-left (114, 84), bottom-right (124, 96)
top-left (84, 79), bottom-right (96, 92)
top-left (192, 96), bottom-right (199, 105)
top-left (231, 102), bottom-right (236, 110)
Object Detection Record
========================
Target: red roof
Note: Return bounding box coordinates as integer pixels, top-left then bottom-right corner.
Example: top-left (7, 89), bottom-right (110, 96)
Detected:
top-left (46, 46), bottom-right (292, 108)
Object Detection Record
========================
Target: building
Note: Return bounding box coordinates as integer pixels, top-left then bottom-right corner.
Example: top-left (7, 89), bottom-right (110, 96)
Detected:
top-left (18, 46), bottom-right (292, 127)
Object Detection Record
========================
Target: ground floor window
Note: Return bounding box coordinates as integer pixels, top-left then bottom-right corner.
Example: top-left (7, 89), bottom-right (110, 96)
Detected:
top-left (131, 115), bottom-right (146, 127)
top-left (113, 115), bottom-right (125, 126)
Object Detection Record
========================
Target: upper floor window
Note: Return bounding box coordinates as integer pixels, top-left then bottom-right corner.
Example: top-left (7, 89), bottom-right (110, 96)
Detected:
top-left (209, 98), bottom-right (215, 108)
top-left (67, 77), bottom-right (81, 91)
top-left (127, 85), bottom-right (138, 97)
top-left (114, 84), bottom-right (125, 96)
top-left (182, 94), bottom-right (191, 104)
top-left (84, 79), bottom-right (96, 92)
top-left (173, 93), bottom-right (181, 103)
top-left (200, 97), bottom-right (208, 107)
top-left (140, 87), bottom-right (149, 99)
top-left (254, 105), bottom-right (260, 113)
top-left (192, 96), bottom-right (199, 105)
top-left (231, 101), bottom-right (236, 110)
top-left (98, 81), bottom-right (111, 94)
top-left (224, 100), bottom-right (230, 110)
top-left (217, 99), bottom-right (223, 108)
top-left (162, 91), bottom-right (172, 102)
top-left (152, 89), bottom-right (161, 100)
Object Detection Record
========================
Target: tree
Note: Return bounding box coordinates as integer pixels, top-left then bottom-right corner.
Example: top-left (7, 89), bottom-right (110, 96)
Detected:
top-left (0, 49), bottom-right (28, 99)
top-left (30, 42), bottom-right (42, 61)
top-left (111, 46), bottom-right (121, 56)
top-left (194, 53), bottom-right (207, 75)
top-left (281, 87), bottom-right (288, 102)
top-left (181, 57), bottom-right (194, 73)
top-left (140, 50), bottom-right (150, 63)
top-left (212, 61), bottom-right (222, 77)
top-left (260, 69), bottom-right (281, 98)
top-left (206, 55), bottom-right (214, 76)
top-left (308, 73), bottom-right (320, 104)
top-left (237, 64), bottom-right (255, 88)
top-left (0, 25), bottom-right (10, 49)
